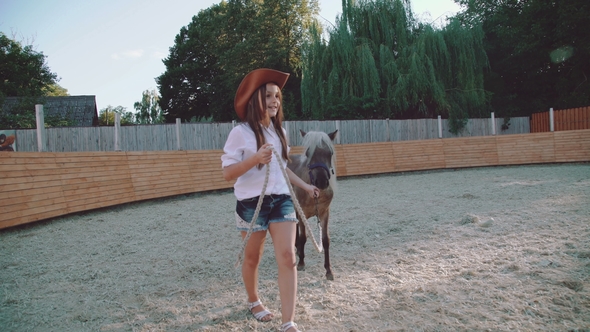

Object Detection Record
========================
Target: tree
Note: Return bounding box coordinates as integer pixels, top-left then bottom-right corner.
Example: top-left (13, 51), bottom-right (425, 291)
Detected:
top-left (300, 0), bottom-right (489, 131)
top-left (42, 83), bottom-right (69, 97)
top-left (0, 96), bottom-right (37, 128)
top-left (454, 0), bottom-right (590, 116)
top-left (0, 32), bottom-right (59, 98)
top-left (156, 5), bottom-right (223, 123)
top-left (134, 89), bottom-right (164, 124)
top-left (157, 0), bottom-right (320, 122)
top-left (0, 33), bottom-right (68, 129)
top-left (99, 105), bottom-right (135, 126)
top-left (0, 95), bottom-right (75, 129)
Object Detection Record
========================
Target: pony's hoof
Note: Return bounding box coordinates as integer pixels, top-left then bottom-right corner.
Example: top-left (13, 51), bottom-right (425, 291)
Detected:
top-left (297, 265), bottom-right (305, 271)
top-left (326, 272), bottom-right (334, 280)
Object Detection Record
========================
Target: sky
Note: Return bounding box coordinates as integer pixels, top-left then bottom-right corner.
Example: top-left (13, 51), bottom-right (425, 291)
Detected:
top-left (0, 0), bottom-right (461, 114)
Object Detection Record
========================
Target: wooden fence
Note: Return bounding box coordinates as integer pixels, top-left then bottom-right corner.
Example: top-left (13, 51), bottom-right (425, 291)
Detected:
top-left (531, 106), bottom-right (590, 132)
top-left (9, 116), bottom-right (530, 152)
top-left (1, 129), bottom-right (589, 230)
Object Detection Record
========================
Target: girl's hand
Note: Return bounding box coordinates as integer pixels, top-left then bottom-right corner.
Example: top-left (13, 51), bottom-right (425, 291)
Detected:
top-left (306, 184), bottom-right (320, 198)
top-left (256, 143), bottom-right (273, 165)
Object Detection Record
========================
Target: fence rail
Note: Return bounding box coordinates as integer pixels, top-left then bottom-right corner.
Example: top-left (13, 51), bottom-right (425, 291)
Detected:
top-left (531, 106), bottom-right (590, 132)
top-left (2, 129), bottom-right (589, 230)
top-left (9, 116), bottom-right (530, 152)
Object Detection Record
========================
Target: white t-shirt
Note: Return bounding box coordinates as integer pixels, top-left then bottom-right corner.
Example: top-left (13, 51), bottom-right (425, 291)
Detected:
top-left (221, 123), bottom-right (291, 201)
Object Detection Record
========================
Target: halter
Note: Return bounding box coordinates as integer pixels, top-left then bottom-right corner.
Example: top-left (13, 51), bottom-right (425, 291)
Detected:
top-left (307, 151), bottom-right (333, 233)
top-left (307, 162), bottom-right (331, 186)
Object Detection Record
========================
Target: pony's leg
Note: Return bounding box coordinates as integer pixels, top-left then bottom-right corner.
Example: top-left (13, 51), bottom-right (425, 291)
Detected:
top-left (322, 210), bottom-right (333, 280)
top-left (295, 220), bottom-right (307, 271)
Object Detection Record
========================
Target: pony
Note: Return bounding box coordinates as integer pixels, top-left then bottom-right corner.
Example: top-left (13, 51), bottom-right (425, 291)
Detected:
top-left (287, 129), bottom-right (338, 280)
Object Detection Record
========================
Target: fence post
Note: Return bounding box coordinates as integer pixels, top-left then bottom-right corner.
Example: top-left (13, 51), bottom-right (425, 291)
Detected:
top-left (335, 120), bottom-right (341, 144)
top-left (549, 108), bottom-right (554, 132)
top-left (114, 113), bottom-right (121, 151)
top-left (35, 104), bottom-right (46, 152)
top-left (491, 112), bottom-right (496, 135)
top-left (437, 115), bottom-right (443, 138)
top-left (176, 118), bottom-right (182, 150)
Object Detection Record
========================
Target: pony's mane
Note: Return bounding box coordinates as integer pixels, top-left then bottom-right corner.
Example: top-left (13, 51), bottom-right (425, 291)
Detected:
top-left (301, 131), bottom-right (335, 158)
top-left (301, 131), bottom-right (337, 188)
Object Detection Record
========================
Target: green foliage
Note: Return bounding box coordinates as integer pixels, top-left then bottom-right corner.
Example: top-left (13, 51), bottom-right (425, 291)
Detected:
top-left (501, 117), bottom-right (510, 131)
top-left (134, 89), bottom-right (164, 124)
top-left (99, 105), bottom-right (135, 126)
top-left (0, 33), bottom-right (59, 98)
top-left (42, 83), bottom-right (69, 97)
top-left (157, 0), bottom-right (320, 122)
top-left (301, 0), bottom-right (489, 132)
top-left (188, 115), bottom-right (214, 123)
top-left (0, 97), bottom-right (37, 128)
top-left (120, 112), bottom-right (135, 126)
top-left (0, 33), bottom-right (73, 129)
top-left (454, 0), bottom-right (590, 116)
top-left (0, 96), bottom-right (75, 129)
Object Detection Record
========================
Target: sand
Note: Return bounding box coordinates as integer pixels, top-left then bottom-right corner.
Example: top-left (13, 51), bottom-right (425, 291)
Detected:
top-left (1, 163), bottom-right (589, 331)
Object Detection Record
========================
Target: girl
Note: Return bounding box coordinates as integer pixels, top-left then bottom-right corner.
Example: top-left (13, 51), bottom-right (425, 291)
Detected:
top-left (221, 68), bottom-right (319, 332)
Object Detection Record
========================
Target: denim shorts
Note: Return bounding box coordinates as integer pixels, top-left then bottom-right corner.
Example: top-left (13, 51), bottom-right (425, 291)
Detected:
top-left (235, 194), bottom-right (298, 232)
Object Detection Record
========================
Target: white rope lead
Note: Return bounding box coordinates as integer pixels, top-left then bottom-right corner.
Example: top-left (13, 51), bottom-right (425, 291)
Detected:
top-left (234, 159), bottom-right (271, 268)
top-left (235, 146), bottom-right (323, 268)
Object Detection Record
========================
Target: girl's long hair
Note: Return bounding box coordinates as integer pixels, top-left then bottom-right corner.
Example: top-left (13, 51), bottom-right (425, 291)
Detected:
top-left (244, 83), bottom-right (290, 169)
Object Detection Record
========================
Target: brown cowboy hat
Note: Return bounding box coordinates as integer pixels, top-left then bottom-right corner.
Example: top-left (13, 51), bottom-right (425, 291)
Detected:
top-left (234, 68), bottom-right (290, 120)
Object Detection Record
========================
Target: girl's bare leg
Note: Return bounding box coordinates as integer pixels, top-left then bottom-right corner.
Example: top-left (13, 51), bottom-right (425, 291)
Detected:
top-left (268, 222), bottom-right (298, 324)
top-left (241, 230), bottom-right (273, 321)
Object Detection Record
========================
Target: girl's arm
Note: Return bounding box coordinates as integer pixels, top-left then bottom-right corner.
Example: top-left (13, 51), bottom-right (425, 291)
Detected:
top-left (286, 168), bottom-right (320, 198)
top-left (223, 143), bottom-right (273, 181)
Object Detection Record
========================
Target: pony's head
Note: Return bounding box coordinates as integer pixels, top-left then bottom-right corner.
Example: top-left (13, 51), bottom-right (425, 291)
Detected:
top-left (300, 129), bottom-right (338, 190)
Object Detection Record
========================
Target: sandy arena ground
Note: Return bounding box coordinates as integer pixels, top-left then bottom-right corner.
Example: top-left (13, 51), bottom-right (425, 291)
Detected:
top-left (1, 163), bottom-right (589, 331)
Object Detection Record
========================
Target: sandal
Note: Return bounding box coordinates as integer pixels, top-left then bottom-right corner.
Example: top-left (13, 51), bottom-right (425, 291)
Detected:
top-left (280, 321), bottom-right (301, 332)
top-left (248, 299), bottom-right (273, 322)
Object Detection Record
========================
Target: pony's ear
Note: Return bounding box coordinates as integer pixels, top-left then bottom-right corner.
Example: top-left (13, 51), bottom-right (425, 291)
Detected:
top-left (299, 129), bottom-right (307, 137)
top-left (328, 130), bottom-right (338, 141)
